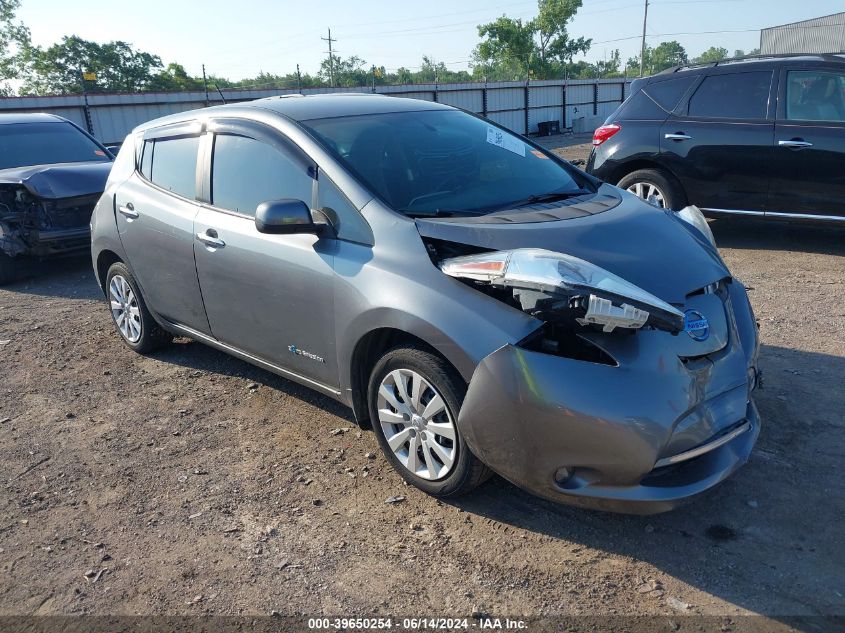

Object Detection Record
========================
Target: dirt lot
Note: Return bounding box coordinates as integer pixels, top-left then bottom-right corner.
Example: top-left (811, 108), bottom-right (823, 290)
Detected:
top-left (1, 141), bottom-right (843, 630)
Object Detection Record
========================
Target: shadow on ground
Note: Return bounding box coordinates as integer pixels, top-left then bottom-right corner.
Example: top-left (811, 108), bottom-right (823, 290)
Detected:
top-left (712, 218), bottom-right (845, 256)
top-left (450, 342), bottom-right (845, 628)
top-left (1, 255), bottom-right (101, 300)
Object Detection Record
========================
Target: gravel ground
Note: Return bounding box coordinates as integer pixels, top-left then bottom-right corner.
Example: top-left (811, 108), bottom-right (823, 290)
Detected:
top-left (0, 143), bottom-right (843, 630)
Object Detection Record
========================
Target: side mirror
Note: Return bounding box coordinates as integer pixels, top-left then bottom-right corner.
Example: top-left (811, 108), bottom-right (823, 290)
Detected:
top-left (255, 199), bottom-right (320, 235)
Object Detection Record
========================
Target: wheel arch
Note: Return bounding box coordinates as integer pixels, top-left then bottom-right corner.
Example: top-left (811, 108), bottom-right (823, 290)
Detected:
top-left (610, 159), bottom-right (683, 190)
top-left (95, 249), bottom-right (123, 295)
top-left (348, 326), bottom-right (458, 428)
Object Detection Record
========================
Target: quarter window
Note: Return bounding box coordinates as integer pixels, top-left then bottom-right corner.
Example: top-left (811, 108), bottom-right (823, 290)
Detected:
top-left (688, 71), bottom-right (772, 119)
top-left (643, 76), bottom-right (695, 112)
top-left (147, 136), bottom-right (199, 199)
top-left (211, 134), bottom-right (313, 216)
top-left (786, 70), bottom-right (845, 122)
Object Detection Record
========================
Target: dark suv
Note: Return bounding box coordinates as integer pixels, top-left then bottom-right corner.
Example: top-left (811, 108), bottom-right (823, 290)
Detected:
top-left (587, 54), bottom-right (845, 223)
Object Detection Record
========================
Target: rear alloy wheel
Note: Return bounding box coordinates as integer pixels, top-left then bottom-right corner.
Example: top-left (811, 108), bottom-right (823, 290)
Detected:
top-left (617, 168), bottom-right (685, 211)
top-left (368, 347), bottom-right (491, 497)
top-left (105, 262), bottom-right (171, 354)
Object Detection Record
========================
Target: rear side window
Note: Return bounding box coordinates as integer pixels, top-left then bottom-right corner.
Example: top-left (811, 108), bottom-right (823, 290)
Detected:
top-left (786, 70), bottom-right (845, 122)
top-left (139, 140), bottom-right (153, 179)
top-left (211, 134), bottom-right (312, 216)
top-left (688, 71), bottom-right (772, 119)
top-left (643, 76), bottom-right (695, 112)
top-left (614, 90), bottom-right (667, 120)
top-left (148, 136), bottom-right (199, 199)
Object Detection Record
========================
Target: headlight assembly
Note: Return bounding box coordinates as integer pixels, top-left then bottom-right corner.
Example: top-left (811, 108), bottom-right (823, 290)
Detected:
top-left (676, 205), bottom-right (716, 247)
top-left (440, 248), bottom-right (684, 333)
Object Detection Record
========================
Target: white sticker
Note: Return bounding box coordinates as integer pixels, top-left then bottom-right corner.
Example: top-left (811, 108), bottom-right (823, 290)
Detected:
top-left (486, 127), bottom-right (526, 157)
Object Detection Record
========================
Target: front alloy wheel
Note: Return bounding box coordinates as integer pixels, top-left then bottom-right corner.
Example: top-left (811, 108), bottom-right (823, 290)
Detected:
top-left (368, 346), bottom-right (491, 497)
top-left (377, 368), bottom-right (457, 480)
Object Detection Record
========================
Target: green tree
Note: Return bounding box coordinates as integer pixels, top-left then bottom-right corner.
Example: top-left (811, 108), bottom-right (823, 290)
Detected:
top-left (473, 15), bottom-right (536, 80)
top-left (534, 0), bottom-right (591, 67)
top-left (319, 54), bottom-right (368, 87)
top-left (0, 0), bottom-right (30, 95)
top-left (21, 36), bottom-right (164, 95)
top-left (472, 0), bottom-right (591, 81)
top-left (148, 62), bottom-right (204, 91)
top-left (694, 46), bottom-right (729, 63)
top-left (626, 41), bottom-right (688, 75)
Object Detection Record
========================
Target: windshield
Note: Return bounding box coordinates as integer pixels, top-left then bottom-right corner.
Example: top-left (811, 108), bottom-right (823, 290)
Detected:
top-left (302, 110), bottom-right (589, 216)
top-left (0, 122), bottom-right (112, 170)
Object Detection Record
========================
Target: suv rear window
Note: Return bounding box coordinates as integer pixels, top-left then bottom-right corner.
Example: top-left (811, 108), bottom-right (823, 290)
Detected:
top-left (688, 71), bottom-right (771, 119)
top-left (615, 91), bottom-right (666, 120)
top-left (643, 76), bottom-right (695, 112)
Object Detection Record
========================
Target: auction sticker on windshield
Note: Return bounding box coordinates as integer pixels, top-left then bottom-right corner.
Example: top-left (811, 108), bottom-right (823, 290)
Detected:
top-left (487, 126), bottom-right (526, 156)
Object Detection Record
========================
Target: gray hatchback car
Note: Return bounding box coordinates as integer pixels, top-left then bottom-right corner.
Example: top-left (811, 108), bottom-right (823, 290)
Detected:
top-left (91, 94), bottom-right (761, 514)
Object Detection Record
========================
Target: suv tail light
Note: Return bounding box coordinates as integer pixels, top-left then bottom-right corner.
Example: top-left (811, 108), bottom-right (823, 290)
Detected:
top-left (592, 123), bottom-right (621, 146)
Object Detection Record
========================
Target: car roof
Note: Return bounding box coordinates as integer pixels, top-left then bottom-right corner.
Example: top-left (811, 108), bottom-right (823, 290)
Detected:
top-left (130, 93), bottom-right (457, 135)
top-left (0, 112), bottom-right (67, 125)
top-left (244, 93), bottom-right (453, 121)
top-left (656, 53), bottom-right (845, 78)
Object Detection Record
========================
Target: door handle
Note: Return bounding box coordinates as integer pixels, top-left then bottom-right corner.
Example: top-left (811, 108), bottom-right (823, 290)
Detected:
top-left (664, 133), bottom-right (692, 141)
top-left (778, 139), bottom-right (813, 149)
top-left (118, 202), bottom-right (139, 219)
top-left (196, 230), bottom-right (225, 249)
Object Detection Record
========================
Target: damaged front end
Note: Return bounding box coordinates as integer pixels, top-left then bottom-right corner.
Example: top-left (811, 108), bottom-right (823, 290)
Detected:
top-left (0, 184), bottom-right (99, 259)
top-left (428, 240), bottom-right (760, 513)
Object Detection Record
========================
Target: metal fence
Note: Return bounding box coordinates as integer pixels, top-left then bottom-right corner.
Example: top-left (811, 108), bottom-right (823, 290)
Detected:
top-left (0, 78), bottom-right (631, 144)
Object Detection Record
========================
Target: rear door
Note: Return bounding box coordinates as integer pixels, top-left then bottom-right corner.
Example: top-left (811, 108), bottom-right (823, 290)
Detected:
top-left (769, 65), bottom-right (845, 219)
top-left (115, 124), bottom-right (211, 334)
top-left (660, 69), bottom-right (776, 212)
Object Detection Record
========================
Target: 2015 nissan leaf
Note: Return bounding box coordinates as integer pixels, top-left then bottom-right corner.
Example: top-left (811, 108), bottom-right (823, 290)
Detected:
top-left (91, 94), bottom-right (761, 514)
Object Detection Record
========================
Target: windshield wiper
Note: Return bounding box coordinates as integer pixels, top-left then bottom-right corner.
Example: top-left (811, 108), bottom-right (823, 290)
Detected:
top-left (402, 209), bottom-right (482, 218)
top-left (509, 189), bottom-right (591, 208)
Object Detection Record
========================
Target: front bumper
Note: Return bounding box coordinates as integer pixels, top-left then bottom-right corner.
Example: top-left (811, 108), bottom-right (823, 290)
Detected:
top-left (459, 282), bottom-right (760, 515)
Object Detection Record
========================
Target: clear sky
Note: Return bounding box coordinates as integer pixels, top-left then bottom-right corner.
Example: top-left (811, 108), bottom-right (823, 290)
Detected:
top-left (16, 0), bottom-right (845, 81)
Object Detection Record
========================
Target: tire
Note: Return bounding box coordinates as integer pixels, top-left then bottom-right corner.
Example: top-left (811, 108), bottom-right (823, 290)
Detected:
top-left (617, 168), bottom-right (686, 211)
top-left (368, 346), bottom-right (491, 498)
top-left (105, 261), bottom-right (171, 354)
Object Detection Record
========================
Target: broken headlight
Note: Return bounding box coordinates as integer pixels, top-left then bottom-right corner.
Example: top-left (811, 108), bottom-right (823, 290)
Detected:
top-left (440, 248), bottom-right (684, 333)
top-left (676, 205), bottom-right (716, 247)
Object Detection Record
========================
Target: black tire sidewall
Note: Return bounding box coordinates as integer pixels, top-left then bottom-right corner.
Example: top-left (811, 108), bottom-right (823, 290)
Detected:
top-left (367, 347), bottom-right (476, 497)
top-left (618, 168), bottom-right (685, 211)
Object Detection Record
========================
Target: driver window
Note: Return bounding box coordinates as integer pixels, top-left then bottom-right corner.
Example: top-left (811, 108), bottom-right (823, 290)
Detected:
top-left (211, 134), bottom-right (312, 216)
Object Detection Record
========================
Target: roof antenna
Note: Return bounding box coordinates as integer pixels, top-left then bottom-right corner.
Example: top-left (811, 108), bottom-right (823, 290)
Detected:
top-left (214, 83), bottom-right (227, 103)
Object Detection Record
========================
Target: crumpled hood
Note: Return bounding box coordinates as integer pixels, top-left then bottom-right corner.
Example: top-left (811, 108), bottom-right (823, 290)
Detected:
top-left (415, 186), bottom-right (729, 305)
top-left (0, 161), bottom-right (112, 199)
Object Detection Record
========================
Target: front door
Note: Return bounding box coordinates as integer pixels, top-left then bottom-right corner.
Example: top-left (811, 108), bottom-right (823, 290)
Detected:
top-left (660, 69), bottom-right (776, 212)
top-left (115, 129), bottom-right (211, 334)
top-left (192, 123), bottom-right (338, 388)
top-left (769, 66), bottom-right (845, 218)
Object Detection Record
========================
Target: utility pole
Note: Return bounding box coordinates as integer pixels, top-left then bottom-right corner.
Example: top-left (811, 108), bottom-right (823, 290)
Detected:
top-left (202, 64), bottom-right (210, 107)
top-left (639, 0), bottom-right (649, 77)
top-left (371, 65), bottom-right (376, 93)
top-left (78, 70), bottom-right (94, 135)
top-left (296, 63), bottom-right (302, 92)
top-left (322, 28), bottom-right (337, 87)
